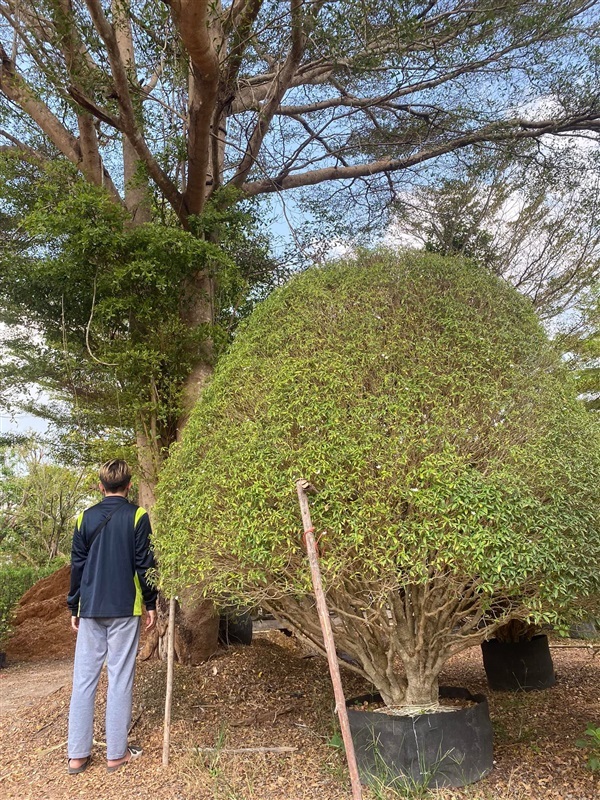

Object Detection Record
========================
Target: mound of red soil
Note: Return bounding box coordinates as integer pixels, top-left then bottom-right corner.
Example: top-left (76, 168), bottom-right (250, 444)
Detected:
top-left (4, 566), bottom-right (157, 664)
top-left (4, 565), bottom-right (75, 663)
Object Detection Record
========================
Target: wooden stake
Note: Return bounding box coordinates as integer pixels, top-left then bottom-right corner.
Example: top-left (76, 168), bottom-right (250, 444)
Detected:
top-left (194, 746), bottom-right (298, 754)
top-left (296, 479), bottom-right (363, 800)
top-left (162, 594), bottom-right (177, 767)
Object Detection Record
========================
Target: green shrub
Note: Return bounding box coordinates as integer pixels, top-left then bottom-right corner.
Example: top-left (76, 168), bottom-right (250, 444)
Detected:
top-left (0, 564), bottom-right (56, 644)
top-left (155, 250), bottom-right (600, 707)
top-left (576, 724), bottom-right (600, 772)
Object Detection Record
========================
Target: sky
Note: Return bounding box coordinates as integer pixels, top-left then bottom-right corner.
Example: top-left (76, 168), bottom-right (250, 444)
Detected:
top-left (0, 323), bottom-right (48, 436)
top-left (0, 410), bottom-right (48, 436)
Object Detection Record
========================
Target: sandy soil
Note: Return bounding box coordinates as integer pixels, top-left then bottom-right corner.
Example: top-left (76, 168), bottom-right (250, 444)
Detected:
top-left (0, 658), bottom-right (73, 714)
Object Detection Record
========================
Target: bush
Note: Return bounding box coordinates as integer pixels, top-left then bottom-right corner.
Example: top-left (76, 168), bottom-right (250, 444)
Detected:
top-left (155, 250), bottom-right (600, 707)
top-left (0, 564), bottom-right (56, 644)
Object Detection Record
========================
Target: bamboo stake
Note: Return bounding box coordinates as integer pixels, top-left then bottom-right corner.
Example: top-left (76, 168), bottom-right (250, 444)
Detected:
top-left (194, 746), bottom-right (298, 754)
top-left (162, 594), bottom-right (177, 767)
top-left (296, 479), bottom-right (363, 800)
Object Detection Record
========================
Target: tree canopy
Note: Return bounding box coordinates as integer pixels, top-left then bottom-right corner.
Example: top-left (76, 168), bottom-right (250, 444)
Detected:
top-left (155, 250), bottom-right (600, 706)
top-left (1, 1), bottom-right (599, 220)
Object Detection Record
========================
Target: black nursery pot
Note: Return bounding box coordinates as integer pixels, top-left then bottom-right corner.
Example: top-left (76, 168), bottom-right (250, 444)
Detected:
top-left (481, 633), bottom-right (556, 691)
top-left (218, 609), bottom-right (253, 646)
top-left (347, 687), bottom-right (493, 789)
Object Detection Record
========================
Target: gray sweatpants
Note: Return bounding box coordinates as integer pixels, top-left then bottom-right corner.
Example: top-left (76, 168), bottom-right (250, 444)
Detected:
top-left (68, 616), bottom-right (141, 760)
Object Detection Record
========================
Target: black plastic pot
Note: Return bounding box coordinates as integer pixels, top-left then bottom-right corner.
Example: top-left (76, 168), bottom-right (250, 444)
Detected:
top-left (0, 652), bottom-right (6, 669)
top-left (569, 620), bottom-right (599, 640)
top-left (481, 633), bottom-right (556, 691)
top-left (347, 687), bottom-right (493, 789)
top-left (218, 610), bottom-right (253, 646)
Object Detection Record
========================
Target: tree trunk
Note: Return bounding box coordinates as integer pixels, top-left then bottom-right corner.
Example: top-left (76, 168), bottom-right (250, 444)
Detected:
top-left (111, 3), bottom-right (219, 663)
top-left (404, 674), bottom-right (440, 707)
top-left (135, 429), bottom-right (159, 509)
top-left (139, 592), bottom-right (219, 664)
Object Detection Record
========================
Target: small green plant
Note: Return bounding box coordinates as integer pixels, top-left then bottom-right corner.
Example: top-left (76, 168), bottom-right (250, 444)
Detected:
top-left (203, 723), bottom-right (229, 774)
top-left (576, 723), bottom-right (600, 772)
top-left (327, 730), bottom-right (344, 749)
top-left (327, 716), bottom-right (344, 750)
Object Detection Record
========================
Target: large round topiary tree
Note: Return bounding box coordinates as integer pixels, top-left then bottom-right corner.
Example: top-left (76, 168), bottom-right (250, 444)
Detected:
top-left (155, 251), bottom-right (600, 707)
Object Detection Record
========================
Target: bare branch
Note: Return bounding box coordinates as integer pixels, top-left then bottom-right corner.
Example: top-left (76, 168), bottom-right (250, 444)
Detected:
top-left (229, 0), bottom-right (309, 188)
top-left (243, 113), bottom-right (600, 196)
top-left (0, 127), bottom-right (45, 161)
top-left (67, 85), bottom-right (120, 129)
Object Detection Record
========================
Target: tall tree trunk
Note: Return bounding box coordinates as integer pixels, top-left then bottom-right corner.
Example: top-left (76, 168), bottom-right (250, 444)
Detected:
top-left (113, 1), bottom-right (156, 509)
top-left (107, 1), bottom-right (221, 663)
top-left (135, 429), bottom-right (159, 509)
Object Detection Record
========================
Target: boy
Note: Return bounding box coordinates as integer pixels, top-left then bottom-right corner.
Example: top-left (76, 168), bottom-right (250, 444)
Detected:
top-left (66, 459), bottom-right (157, 774)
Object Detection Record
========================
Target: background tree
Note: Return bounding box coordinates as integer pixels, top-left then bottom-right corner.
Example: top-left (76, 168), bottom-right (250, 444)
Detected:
top-left (154, 252), bottom-right (600, 707)
top-left (1, 1), bottom-right (599, 502)
top-left (389, 150), bottom-right (600, 323)
top-left (0, 440), bottom-right (22, 560)
top-left (0, 438), bottom-right (94, 567)
top-left (562, 284), bottom-right (600, 411)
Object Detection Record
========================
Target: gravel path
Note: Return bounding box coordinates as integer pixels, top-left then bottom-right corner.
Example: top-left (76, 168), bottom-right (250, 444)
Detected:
top-left (0, 658), bottom-right (73, 715)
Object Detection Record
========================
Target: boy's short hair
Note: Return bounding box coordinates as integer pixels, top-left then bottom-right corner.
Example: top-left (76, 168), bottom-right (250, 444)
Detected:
top-left (99, 459), bottom-right (132, 492)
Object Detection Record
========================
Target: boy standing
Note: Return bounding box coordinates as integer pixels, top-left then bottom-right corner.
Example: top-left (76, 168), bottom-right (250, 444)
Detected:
top-left (66, 459), bottom-right (157, 774)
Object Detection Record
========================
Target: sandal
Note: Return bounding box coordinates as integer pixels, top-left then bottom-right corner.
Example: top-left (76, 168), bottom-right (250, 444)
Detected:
top-left (68, 755), bottom-right (91, 775)
top-left (107, 744), bottom-right (143, 773)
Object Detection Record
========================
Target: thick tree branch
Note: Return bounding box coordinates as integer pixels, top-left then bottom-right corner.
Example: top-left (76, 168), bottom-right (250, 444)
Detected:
top-left (243, 112), bottom-right (600, 196)
top-left (168, 0), bottom-right (219, 216)
top-left (221, 0), bottom-right (263, 88)
top-left (1, 0), bottom-right (122, 199)
top-left (0, 42), bottom-right (81, 165)
top-left (229, 0), bottom-right (308, 189)
top-left (230, 2), bottom-right (593, 116)
top-left (52, 0), bottom-right (106, 188)
top-left (230, 60), bottom-right (336, 114)
top-left (66, 85), bottom-right (121, 129)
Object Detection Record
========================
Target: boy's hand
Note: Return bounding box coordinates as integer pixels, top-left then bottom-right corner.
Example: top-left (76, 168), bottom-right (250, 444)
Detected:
top-left (145, 609), bottom-right (156, 631)
top-left (71, 615), bottom-right (80, 632)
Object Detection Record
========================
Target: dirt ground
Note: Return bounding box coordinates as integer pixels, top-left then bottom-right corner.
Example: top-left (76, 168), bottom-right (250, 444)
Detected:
top-left (1, 631), bottom-right (599, 800)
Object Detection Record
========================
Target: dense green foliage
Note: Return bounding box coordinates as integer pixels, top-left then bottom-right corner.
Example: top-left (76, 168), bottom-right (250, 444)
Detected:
top-left (155, 251), bottom-right (600, 617)
top-left (0, 157), bottom-right (276, 445)
top-left (0, 564), bottom-right (55, 644)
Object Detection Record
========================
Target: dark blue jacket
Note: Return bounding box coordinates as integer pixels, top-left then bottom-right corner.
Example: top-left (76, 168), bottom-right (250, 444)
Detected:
top-left (67, 495), bottom-right (157, 618)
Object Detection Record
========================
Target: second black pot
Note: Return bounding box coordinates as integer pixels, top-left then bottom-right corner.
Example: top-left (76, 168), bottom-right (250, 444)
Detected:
top-left (218, 610), bottom-right (253, 646)
top-left (481, 633), bottom-right (556, 691)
